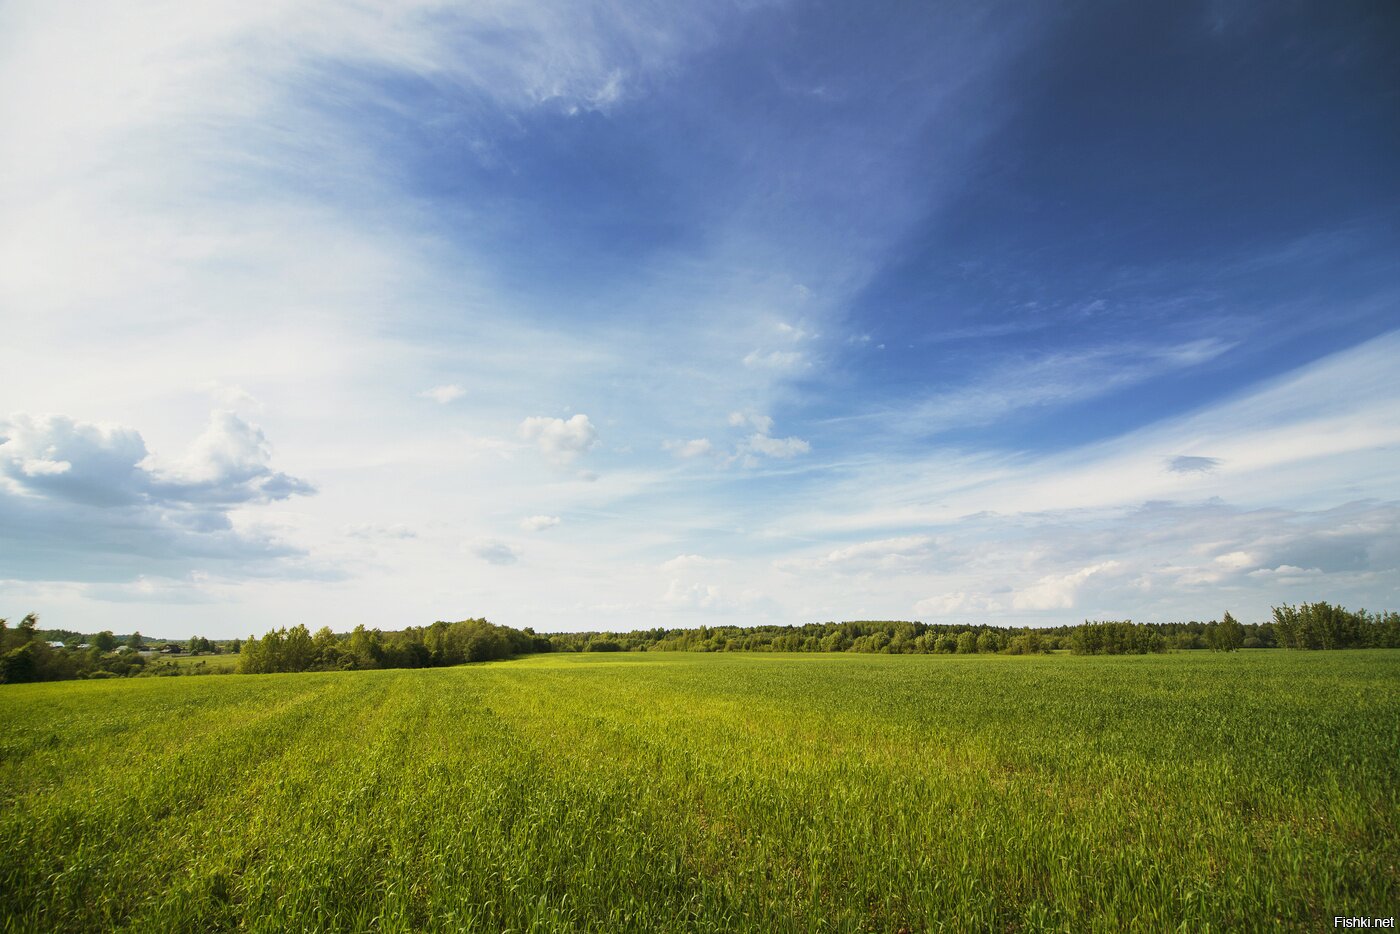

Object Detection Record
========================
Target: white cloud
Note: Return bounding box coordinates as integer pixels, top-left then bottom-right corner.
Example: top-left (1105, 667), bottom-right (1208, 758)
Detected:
top-left (420, 384), bottom-right (466, 404)
top-left (883, 339), bottom-right (1236, 437)
top-left (345, 523), bottom-right (417, 540)
top-left (914, 592), bottom-right (1003, 617)
top-left (20, 458), bottom-right (72, 477)
top-left (742, 349), bottom-right (807, 370)
top-left (662, 580), bottom-right (729, 610)
top-left (660, 554), bottom-right (733, 572)
top-left (745, 433), bottom-right (811, 459)
top-left (1, 1), bottom-right (1393, 638)
top-left (1, 411), bottom-right (312, 509)
top-left (519, 414), bottom-right (598, 466)
top-left (157, 411), bottom-right (316, 503)
top-left (201, 381), bottom-right (262, 410)
top-left (660, 579), bottom-right (774, 615)
top-left (473, 540), bottom-right (522, 566)
top-left (779, 535), bottom-right (936, 575)
top-left (1214, 550), bottom-right (1255, 570)
top-left (663, 438), bottom-right (713, 458)
top-left (520, 515), bottom-right (561, 532)
top-left (728, 412), bottom-right (774, 434)
top-left (724, 411), bottom-right (809, 462)
top-left (1011, 561), bottom-right (1119, 611)
top-left (0, 411), bottom-right (316, 582)
top-left (83, 574), bottom-right (220, 605)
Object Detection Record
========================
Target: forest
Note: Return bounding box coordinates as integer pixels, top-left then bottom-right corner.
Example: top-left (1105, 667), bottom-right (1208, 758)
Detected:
top-left (4, 601), bottom-right (1397, 684)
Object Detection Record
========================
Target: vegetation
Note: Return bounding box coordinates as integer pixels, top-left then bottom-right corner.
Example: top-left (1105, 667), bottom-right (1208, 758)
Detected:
top-left (538, 603), bottom-right (1397, 655)
top-left (5, 602), bottom-right (1396, 686)
top-left (1, 651), bottom-right (1395, 931)
top-left (235, 619), bottom-right (551, 673)
top-left (0, 616), bottom-right (232, 685)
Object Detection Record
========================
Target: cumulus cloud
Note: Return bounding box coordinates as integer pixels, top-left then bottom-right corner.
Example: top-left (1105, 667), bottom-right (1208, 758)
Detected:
top-left (155, 411), bottom-right (316, 503)
top-left (520, 514), bottom-right (561, 532)
top-left (519, 414), bottom-right (598, 465)
top-left (474, 540), bottom-right (522, 565)
top-left (662, 579), bottom-right (729, 610)
top-left (663, 438), bottom-right (713, 458)
top-left (724, 411), bottom-right (809, 463)
top-left (1011, 561), bottom-right (1120, 610)
top-left (0, 411), bottom-right (316, 582)
top-left (420, 384), bottom-right (466, 404)
top-left (1, 411), bottom-right (312, 508)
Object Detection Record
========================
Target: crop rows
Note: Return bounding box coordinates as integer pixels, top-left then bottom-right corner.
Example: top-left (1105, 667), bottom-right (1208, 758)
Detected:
top-left (2, 651), bottom-right (1396, 932)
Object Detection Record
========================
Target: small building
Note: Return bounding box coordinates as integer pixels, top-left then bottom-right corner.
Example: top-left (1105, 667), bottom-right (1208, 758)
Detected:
top-left (47, 641), bottom-right (65, 648)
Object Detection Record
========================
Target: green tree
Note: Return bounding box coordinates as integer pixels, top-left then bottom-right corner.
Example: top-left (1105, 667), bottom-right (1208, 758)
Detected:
top-left (93, 630), bottom-right (118, 652)
top-left (17, 613), bottom-right (39, 645)
top-left (282, 624), bottom-right (315, 671)
top-left (237, 634), bottom-right (267, 674)
top-left (1217, 611), bottom-right (1244, 652)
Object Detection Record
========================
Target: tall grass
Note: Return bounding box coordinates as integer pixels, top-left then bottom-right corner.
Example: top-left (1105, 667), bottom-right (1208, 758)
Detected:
top-left (2, 650), bottom-right (1395, 932)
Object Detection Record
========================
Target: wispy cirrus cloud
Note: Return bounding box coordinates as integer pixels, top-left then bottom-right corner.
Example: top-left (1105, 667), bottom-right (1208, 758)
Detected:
top-left (1, 0), bottom-right (1393, 638)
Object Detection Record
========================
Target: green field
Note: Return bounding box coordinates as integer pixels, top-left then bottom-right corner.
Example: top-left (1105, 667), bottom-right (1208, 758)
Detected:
top-left (166, 653), bottom-right (239, 673)
top-left (2, 651), bottom-right (1396, 932)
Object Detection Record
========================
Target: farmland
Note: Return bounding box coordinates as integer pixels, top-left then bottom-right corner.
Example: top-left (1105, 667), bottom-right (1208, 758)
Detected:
top-left (2, 651), bottom-right (1396, 932)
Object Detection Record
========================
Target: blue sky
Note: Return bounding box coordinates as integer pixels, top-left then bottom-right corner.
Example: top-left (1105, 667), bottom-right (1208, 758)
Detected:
top-left (1, 0), bottom-right (1397, 637)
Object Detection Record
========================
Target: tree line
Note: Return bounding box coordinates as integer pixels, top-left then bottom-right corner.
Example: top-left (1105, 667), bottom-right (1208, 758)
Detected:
top-left (536, 604), bottom-right (1399, 655)
top-left (236, 619), bottom-right (552, 673)
top-left (5, 601), bottom-right (1398, 684)
top-left (0, 616), bottom-right (232, 684)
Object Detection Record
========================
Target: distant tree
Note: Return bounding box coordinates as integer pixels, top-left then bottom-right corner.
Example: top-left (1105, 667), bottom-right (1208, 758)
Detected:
top-left (1, 643), bottom-right (40, 683)
top-left (282, 624), bottom-right (314, 672)
top-left (347, 625), bottom-right (383, 669)
top-left (1217, 612), bottom-right (1244, 652)
top-left (93, 631), bottom-right (118, 652)
top-left (587, 639), bottom-right (622, 652)
top-left (128, 631), bottom-right (144, 650)
top-left (956, 631), bottom-right (977, 654)
top-left (237, 634), bottom-right (266, 674)
top-left (18, 614), bottom-right (38, 644)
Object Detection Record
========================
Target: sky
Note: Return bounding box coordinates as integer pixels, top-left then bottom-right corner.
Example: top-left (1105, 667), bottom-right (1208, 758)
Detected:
top-left (1, 0), bottom-right (1397, 639)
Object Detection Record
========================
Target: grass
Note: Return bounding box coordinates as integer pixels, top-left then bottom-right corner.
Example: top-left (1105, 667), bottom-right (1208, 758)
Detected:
top-left (163, 654), bottom-right (239, 673)
top-left (1, 650), bottom-right (1396, 932)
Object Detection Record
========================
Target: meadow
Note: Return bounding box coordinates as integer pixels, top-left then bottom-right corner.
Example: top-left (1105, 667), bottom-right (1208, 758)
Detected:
top-left (1, 651), bottom-right (1396, 932)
